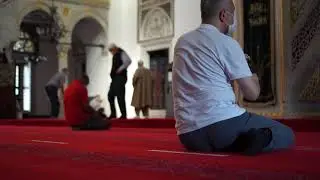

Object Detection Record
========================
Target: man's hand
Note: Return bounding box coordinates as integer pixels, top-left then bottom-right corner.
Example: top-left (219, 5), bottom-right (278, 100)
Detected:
top-left (245, 54), bottom-right (251, 61)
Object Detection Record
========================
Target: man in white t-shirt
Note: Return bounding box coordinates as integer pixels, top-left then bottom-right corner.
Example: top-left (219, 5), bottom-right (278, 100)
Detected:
top-left (45, 68), bottom-right (68, 117)
top-left (172, 0), bottom-right (295, 155)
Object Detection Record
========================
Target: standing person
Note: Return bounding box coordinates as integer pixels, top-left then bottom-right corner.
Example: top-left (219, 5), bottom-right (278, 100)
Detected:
top-left (172, 0), bottom-right (294, 155)
top-left (64, 74), bottom-right (110, 130)
top-left (131, 60), bottom-right (153, 118)
top-left (45, 68), bottom-right (68, 118)
top-left (108, 43), bottom-right (132, 119)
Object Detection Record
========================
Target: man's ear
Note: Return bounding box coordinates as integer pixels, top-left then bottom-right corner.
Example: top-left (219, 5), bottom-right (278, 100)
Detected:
top-left (219, 10), bottom-right (226, 23)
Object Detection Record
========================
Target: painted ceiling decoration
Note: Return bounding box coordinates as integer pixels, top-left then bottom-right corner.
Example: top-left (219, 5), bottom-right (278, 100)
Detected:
top-left (55, 0), bottom-right (110, 8)
top-left (0, 0), bottom-right (13, 7)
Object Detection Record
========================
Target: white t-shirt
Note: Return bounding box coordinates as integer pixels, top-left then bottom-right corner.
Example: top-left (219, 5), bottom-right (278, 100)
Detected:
top-left (46, 72), bottom-right (66, 88)
top-left (172, 24), bottom-right (252, 135)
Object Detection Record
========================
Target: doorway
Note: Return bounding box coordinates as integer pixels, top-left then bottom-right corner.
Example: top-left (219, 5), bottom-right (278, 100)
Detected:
top-left (15, 63), bottom-right (31, 113)
top-left (148, 49), bottom-right (169, 110)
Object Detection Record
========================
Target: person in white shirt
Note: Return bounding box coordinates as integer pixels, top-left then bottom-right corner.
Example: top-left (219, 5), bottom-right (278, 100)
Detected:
top-left (172, 0), bottom-right (295, 155)
top-left (108, 43), bottom-right (132, 119)
top-left (45, 68), bottom-right (68, 118)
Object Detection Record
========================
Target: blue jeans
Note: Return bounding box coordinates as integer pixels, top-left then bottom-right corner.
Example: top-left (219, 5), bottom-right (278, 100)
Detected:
top-left (179, 112), bottom-right (295, 153)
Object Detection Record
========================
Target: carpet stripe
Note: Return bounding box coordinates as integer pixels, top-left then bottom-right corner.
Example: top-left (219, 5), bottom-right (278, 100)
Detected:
top-left (148, 149), bottom-right (229, 157)
top-left (296, 146), bottom-right (320, 152)
top-left (31, 140), bottom-right (68, 145)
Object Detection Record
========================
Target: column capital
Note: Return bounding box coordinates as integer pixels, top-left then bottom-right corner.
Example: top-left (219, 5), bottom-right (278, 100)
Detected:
top-left (57, 43), bottom-right (71, 60)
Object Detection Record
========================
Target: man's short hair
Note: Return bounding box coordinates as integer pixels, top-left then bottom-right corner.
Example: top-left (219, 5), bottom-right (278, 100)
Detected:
top-left (201, 0), bottom-right (224, 21)
top-left (108, 43), bottom-right (117, 51)
top-left (81, 74), bottom-right (89, 85)
top-left (82, 74), bottom-right (89, 81)
top-left (138, 60), bottom-right (144, 66)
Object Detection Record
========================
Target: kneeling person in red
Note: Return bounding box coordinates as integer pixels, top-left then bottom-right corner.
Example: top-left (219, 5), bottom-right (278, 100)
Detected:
top-left (64, 75), bottom-right (110, 130)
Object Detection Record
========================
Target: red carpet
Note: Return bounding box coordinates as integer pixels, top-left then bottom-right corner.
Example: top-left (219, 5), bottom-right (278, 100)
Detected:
top-left (0, 124), bottom-right (320, 179)
top-left (0, 117), bottom-right (320, 131)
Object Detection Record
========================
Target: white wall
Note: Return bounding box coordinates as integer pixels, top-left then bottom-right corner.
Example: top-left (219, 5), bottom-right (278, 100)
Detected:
top-left (106, 0), bottom-right (201, 118)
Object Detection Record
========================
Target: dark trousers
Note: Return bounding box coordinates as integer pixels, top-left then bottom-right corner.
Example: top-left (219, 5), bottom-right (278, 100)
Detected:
top-left (72, 115), bottom-right (111, 131)
top-left (108, 76), bottom-right (127, 118)
top-left (179, 112), bottom-right (295, 153)
top-left (45, 85), bottom-right (60, 118)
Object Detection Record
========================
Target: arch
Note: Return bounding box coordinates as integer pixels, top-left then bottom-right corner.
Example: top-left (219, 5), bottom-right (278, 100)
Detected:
top-left (68, 11), bottom-right (107, 37)
top-left (16, 2), bottom-right (51, 26)
top-left (68, 15), bottom-right (107, 82)
top-left (70, 16), bottom-right (107, 51)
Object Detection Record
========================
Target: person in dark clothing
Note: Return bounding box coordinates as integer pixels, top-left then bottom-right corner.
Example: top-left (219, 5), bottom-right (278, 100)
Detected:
top-left (108, 43), bottom-right (132, 119)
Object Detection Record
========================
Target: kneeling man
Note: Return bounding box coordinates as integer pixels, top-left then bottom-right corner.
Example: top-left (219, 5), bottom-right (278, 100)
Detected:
top-left (172, 0), bottom-right (295, 155)
top-left (64, 75), bottom-right (110, 130)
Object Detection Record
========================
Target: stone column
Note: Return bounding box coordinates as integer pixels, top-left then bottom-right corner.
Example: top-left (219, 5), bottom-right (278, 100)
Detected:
top-left (56, 32), bottom-right (72, 119)
top-left (57, 32), bottom-right (72, 70)
top-left (57, 44), bottom-right (71, 70)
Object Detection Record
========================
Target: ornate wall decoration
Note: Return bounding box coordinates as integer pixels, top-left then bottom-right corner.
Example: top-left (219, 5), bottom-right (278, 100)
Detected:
top-left (138, 0), bottom-right (174, 43)
top-left (55, 0), bottom-right (110, 8)
top-left (241, 0), bottom-right (276, 107)
top-left (57, 44), bottom-right (70, 60)
top-left (290, 0), bottom-right (307, 27)
top-left (291, 1), bottom-right (320, 71)
top-left (62, 7), bottom-right (70, 17)
top-left (0, 0), bottom-right (13, 8)
top-left (299, 61), bottom-right (320, 102)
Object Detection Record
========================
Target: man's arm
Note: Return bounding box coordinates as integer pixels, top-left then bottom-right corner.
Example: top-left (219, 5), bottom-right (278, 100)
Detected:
top-left (117, 51), bottom-right (132, 73)
top-left (79, 88), bottom-right (96, 114)
top-left (59, 75), bottom-right (66, 96)
top-left (236, 74), bottom-right (260, 101)
top-left (60, 85), bottom-right (64, 96)
top-left (132, 69), bottom-right (141, 87)
top-left (224, 40), bottom-right (260, 101)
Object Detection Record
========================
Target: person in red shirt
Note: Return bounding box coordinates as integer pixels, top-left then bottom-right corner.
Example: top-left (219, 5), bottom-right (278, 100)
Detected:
top-left (64, 75), bottom-right (110, 130)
